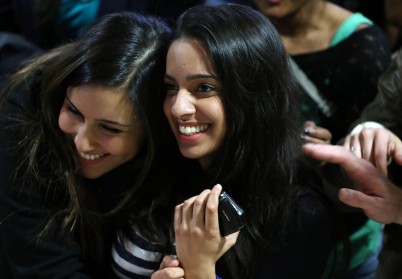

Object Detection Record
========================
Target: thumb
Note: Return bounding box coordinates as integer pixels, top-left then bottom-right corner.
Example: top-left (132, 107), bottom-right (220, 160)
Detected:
top-left (159, 255), bottom-right (180, 269)
top-left (224, 231), bottom-right (240, 250)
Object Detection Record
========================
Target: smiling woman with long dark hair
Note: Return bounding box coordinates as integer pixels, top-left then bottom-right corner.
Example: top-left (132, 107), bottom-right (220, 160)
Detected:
top-left (112, 4), bottom-right (340, 279)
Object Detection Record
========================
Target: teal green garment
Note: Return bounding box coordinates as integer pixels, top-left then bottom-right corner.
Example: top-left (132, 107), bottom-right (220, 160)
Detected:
top-left (323, 219), bottom-right (382, 277)
top-left (58, 0), bottom-right (100, 40)
top-left (330, 13), bottom-right (373, 47)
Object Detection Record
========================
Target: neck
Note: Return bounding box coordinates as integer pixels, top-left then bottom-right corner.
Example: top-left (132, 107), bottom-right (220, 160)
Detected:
top-left (199, 158), bottom-right (210, 171)
top-left (275, 1), bottom-right (326, 37)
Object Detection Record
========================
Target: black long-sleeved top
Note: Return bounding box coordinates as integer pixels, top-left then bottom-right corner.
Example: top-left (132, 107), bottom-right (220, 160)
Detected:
top-left (294, 25), bottom-right (391, 143)
top-left (112, 189), bottom-right (335, 279)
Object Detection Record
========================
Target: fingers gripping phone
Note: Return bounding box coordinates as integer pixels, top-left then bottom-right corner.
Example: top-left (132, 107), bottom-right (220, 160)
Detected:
top-left (218, 191), bottom-right (245, 236)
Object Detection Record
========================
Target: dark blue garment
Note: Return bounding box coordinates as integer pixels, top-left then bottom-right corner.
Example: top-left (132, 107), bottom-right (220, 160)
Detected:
top-left (251, 191), bottom-right (333, 279)
top-left (0, 31), bottom-right (42, 86)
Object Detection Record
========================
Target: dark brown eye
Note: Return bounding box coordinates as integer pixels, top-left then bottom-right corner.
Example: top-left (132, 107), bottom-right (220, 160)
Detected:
top-left (165, 82), bottom-right (178, 96)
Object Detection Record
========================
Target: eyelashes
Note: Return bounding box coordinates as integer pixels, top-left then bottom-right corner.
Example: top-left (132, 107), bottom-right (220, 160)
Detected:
top-left (66, 104), bottom-right (82, 116)
top-left (164, 82), bottom-right (218, 97)
top-left (100, 125), bottom-right (123, 134)
top-left (64, 103), bottom-right (123, 134)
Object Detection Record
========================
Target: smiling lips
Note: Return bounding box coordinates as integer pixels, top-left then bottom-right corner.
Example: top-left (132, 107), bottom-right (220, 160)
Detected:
top-left (79, 152), bottom-right (107, 161)
top-left (178, 124), bottom-right (209, 136)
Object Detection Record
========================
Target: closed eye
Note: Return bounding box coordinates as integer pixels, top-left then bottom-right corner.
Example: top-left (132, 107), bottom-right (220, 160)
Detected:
top-left (100, 124), bottom-right (123, 134)
top-left (66, 103), bottom-right (83, 118)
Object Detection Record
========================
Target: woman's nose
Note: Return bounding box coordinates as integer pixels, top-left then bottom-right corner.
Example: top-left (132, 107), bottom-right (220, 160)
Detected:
top-left (171, 91), bottom-right (196, 118)
top-left (74, 125), bottom-right (96, 151)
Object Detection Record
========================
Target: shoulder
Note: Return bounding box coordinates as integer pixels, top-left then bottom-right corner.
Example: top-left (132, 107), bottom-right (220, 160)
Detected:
top-left (254, 189), bottom-right (335, 278)
top-left (329, 9), bottom-right (379, 47)
top-left (0, 86), bottom-right (36, 196)
top-left (325, 2), bottom-right (354, 29)
top-left (296, 189), bottom-right (333, 228)
top-left (0, 86), bottom-right (34, 154)
top-left (326, 24), bottom-right (391, 65)
top-left (343, 25), bottom-right (391, 63)
top-left (1, 84), bottom-right (33, 116)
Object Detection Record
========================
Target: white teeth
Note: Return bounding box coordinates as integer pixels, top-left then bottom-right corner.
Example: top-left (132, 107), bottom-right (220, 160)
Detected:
top-left (179, 124), bottom-right (208, 136)
top-left (79, 152), bottom-right (106, 160)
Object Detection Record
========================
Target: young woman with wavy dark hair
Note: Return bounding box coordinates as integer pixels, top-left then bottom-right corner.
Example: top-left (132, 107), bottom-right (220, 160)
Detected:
top-left (0, 11), bottom-right (171, 278)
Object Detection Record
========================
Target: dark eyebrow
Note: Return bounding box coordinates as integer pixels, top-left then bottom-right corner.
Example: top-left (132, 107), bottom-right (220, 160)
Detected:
top-left (164, 73), bottom-right (218, 81)
top-left (65, 97), bottom-right (131, 128)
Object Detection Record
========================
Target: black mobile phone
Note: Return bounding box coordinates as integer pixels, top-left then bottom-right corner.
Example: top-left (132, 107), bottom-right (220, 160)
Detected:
top-left (218, 191), bottom-right (245, 236)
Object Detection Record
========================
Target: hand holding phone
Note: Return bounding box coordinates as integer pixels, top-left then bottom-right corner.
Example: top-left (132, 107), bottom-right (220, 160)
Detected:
top-left (218, 191), bottom-right (245, 236)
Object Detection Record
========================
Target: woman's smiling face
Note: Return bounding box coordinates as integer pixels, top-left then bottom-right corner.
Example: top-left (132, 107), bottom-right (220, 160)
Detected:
top-left (58, 84), bottom-right (144, 179)
top-left (163, 39), bottom-right (226, 170)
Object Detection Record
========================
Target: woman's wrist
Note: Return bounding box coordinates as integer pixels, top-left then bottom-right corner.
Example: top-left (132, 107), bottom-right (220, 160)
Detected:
top-left (181, 267), bottom-right (216, 279)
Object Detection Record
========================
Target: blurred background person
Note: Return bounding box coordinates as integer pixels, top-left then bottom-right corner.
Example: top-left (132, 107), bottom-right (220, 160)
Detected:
top-left (250, 0), bottom-right (392, 278)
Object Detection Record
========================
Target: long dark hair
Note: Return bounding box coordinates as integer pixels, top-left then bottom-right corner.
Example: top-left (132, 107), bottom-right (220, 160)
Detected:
top-left (172, 4), bottom-right (306, 277)
top-left (1, 11), bottom-right (171, 265)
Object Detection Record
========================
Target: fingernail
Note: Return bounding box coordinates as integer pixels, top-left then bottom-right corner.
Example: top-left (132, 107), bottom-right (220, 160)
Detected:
top-left (303, 143), bottom-right (316, 146)
top-left (303, 129), bottom-right (310, 134)
top-left (215, 184), bottom-right (222, 190)
top-left (340, 189), bottom-right (351, 201)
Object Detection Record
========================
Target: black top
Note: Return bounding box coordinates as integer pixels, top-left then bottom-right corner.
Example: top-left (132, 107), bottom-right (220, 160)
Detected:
top-left (112, 159), bottom-right (336, 278)
top-left (294, 25), bottom-right (391, 143)
top-left (216, 190), bottom-right (335, 278)
top-left (112, 189), bottom-right (335, 279)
